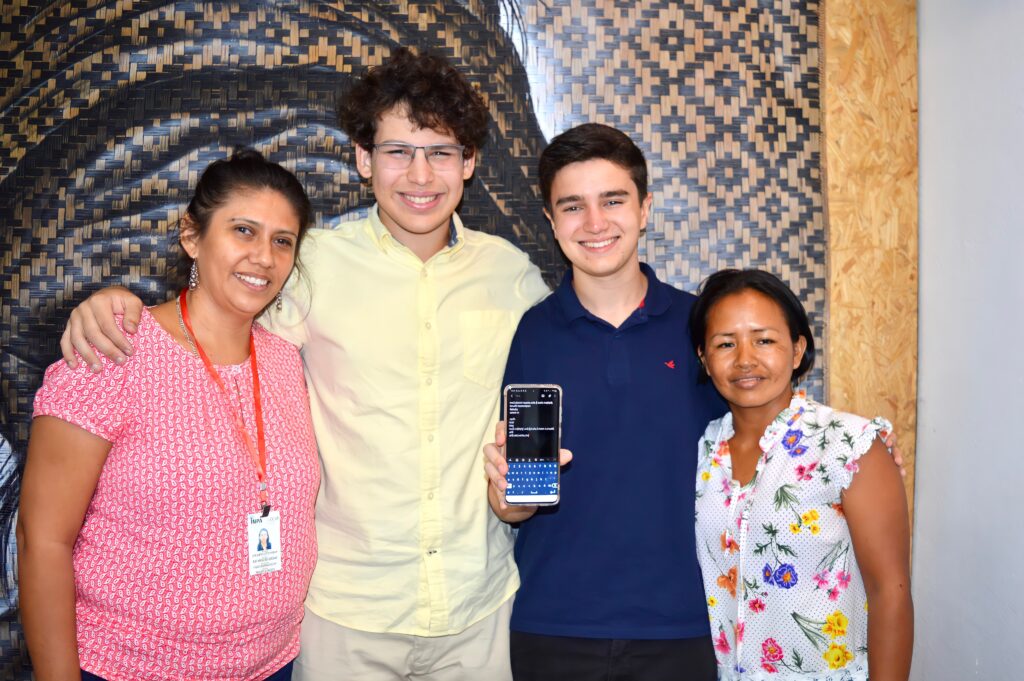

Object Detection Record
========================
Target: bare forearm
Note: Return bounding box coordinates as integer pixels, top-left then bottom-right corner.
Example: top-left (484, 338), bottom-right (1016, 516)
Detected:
top-left (19, 542), bottom-right (81, 679)
top-left (867, 584), bottom-right (914, 681)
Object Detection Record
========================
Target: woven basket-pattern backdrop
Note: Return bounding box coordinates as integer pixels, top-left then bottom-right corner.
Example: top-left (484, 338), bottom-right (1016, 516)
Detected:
top-left (0, 0), bottom-right (822, 671)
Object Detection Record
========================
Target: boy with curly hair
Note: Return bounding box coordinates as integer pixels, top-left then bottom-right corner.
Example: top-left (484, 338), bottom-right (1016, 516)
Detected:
top-left (60, 48), bottom-right (548, 680)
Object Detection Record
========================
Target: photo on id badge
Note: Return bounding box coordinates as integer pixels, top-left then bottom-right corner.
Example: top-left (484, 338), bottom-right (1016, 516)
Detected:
top-left (248, 509), bottom-right (282, 576)
top-left (504, 384), bottom-right (562, 505)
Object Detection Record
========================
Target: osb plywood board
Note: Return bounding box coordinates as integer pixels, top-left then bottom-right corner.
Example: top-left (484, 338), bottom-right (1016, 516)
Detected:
top-left (823, 0), bottom-right (918, 518)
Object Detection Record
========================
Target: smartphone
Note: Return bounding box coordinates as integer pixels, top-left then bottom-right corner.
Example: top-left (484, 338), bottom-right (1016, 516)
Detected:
top-left (503, 384), bottom-right (562, 506)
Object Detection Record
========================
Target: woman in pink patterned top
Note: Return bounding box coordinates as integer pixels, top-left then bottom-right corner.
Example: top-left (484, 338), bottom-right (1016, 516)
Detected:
top-left (18, 150), bottom-right (320, 681)
top-left (688, 270), bottom-right (912, 681)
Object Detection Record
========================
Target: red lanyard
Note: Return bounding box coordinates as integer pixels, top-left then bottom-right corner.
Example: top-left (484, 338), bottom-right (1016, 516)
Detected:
top-left (179, 290), bottom-right (269, 512)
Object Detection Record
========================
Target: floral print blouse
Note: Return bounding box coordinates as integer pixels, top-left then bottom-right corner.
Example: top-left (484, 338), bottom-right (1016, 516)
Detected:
top-left (695, 392), bottom-right (891, 680)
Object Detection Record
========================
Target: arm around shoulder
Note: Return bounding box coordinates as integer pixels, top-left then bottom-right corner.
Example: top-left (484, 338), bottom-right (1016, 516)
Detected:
top-left (842, 438), bottom-right (913, 681)
top-left (60, 285), bottom-right (144, 370)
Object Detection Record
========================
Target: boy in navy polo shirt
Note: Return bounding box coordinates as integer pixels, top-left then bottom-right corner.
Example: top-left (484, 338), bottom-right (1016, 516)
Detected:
top-left (484, 123), bottom-right (726, 679)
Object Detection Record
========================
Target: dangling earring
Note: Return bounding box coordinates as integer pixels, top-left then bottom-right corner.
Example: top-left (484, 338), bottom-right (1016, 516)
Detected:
top-left (188, 260), bottom-right (199, 290)
top-left (275, 291), bottom-right (283, 311)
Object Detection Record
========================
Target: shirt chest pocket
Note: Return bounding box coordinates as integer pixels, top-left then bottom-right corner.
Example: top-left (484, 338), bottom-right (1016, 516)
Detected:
top-left (458, 310), bottom-right (516, 389)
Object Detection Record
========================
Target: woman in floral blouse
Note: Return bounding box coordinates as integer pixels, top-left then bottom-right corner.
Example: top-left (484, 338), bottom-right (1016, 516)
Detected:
top-left (689, 269), bottom-right (912, 680)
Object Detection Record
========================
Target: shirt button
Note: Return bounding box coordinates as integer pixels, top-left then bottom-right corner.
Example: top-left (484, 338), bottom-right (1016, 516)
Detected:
top-left (425, 321), bottom-right (432, 330)
top-left (428, 492), bottom-right (435, 500)
top-left (421, 269), bottom-right (428, 278)
top-left (427, 434), bottom-right (434, 442)
top-left (426, 377), bottom-right (433, 386)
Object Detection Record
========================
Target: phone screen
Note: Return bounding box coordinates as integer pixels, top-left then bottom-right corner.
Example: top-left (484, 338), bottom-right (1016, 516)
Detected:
top-left (504, 384), bottom-right (561, 505)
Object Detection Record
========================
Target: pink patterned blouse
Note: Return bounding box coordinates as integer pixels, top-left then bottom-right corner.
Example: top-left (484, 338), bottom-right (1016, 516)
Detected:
top-left (33, 308), bottom-right (320, 681)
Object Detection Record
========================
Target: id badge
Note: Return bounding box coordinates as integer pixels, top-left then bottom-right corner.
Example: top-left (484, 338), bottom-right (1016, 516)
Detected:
top-left (247, 509), bottom-right (282, 576)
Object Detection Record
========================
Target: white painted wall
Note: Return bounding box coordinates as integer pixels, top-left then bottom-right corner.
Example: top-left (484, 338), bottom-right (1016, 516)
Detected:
top-left (914, 0), bottom-right (1024, 677)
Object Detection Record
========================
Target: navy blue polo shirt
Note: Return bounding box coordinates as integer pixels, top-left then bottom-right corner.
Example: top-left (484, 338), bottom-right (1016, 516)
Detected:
top-left (502, 263), bottom-right (727, 639)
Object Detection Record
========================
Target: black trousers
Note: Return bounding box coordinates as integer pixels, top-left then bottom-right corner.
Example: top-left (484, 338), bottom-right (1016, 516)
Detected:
top-left (510, 631), bottom-right (717, 681)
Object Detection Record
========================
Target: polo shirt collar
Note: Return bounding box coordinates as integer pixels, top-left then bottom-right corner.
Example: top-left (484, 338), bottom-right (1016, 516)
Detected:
top-left (555, 262), bottom-right (671, 323)
top-left (366, 204), bottom-right (464, 255)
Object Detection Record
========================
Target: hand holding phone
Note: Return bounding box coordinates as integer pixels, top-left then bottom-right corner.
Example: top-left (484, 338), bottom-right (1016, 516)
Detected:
top-left (503, 384), bottom-right (562, 506)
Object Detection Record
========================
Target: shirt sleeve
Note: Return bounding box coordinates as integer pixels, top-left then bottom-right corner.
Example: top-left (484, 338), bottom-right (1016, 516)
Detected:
top-left (514, 258), bottom-right (551, 310)
top-left (33, 334), bottom-right (137, 443)
top-left (260, 263), bottom-right (313, 348)
top-left (830, 413), bottom-right (893, 491)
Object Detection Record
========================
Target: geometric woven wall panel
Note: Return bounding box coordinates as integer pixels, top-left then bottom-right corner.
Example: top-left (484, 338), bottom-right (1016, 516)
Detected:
top-left (0, 0), bottom-right (822, 670)
top-left (518, 0), bottom-right (825, 392)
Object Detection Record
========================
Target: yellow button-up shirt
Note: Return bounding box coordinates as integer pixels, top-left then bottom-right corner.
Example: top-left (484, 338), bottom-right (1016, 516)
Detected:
top-left (267, 206), bottom-right (549, 636)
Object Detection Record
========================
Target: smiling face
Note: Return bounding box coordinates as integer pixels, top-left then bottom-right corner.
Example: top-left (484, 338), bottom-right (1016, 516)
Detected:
top-left (355, 106), bottom-right (475, 260)
top-left (545, 158), bottom-right (652, 285)
top-left (700, 288), bottom-right (807, 418)
top-left (181, 187), bottom-right (301, 323)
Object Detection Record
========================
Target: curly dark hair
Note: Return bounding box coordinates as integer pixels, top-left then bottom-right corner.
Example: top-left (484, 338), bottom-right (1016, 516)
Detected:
top-left (337, 47), bottom-right (489, 156)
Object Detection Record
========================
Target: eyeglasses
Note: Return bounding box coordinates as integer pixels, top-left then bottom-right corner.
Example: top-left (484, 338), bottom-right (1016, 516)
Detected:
top-left (371, 142), bottom-right (467, 171)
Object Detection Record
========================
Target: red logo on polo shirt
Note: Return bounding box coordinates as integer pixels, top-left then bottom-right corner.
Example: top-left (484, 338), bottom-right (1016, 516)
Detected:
top-left (664, 360), bottom-right (676, 369)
